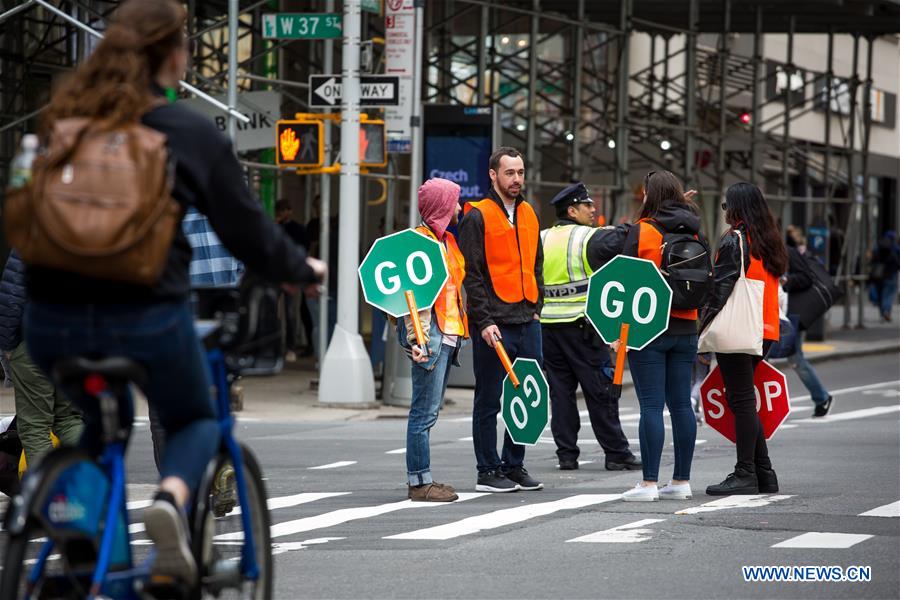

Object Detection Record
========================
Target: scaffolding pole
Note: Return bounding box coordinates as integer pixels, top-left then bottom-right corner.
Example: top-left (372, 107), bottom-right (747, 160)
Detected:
top-left (682, 0), bottom-right (698, 188)
top-left (614, 0), bottom-right (632, 221)
top-left (525, 0), bottom-right (540, 208)
top-left (227, 0), bottom-right (239, 142)
top-left (319, 0), bottom-right (335, 368)
top-left (571, 0), bottom-right (585, 180)
top-left (857, 36), bottom-right (875, 329)
top-left (842, 35), bottom-right (860, 329)
top-left (781, 15), bottom-right (795, 231)
top-left (715, 0), bottom-right (731, 234)
top-left (749, 5), bottom-right (762, 185)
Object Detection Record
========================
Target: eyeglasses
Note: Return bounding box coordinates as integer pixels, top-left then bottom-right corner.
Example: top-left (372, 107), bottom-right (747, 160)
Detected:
top-left (721, 202), bottom-right (727, 211)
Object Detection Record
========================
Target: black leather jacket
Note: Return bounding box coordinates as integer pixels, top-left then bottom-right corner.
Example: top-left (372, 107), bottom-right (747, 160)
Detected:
top-left (699, 225), bottom-right (752, 333)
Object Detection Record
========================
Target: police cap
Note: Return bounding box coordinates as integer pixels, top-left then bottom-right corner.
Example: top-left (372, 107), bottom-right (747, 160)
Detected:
top-left (550, 182), bottom-right (592, 207)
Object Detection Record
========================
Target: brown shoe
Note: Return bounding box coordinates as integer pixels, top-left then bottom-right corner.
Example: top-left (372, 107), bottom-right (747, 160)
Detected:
top-left (408, 483), bottom-right (458, 502)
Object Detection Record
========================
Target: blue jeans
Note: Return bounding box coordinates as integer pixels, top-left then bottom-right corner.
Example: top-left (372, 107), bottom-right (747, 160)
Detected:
top-left (787, 332), bottom-right (829, 405)
top-left (472, 319), bottom-right (543, 474)
top-left (880, 275), bottom-right (898, 317)
top-left (407, 344), bottom-right (454, 485)
top-left (627, 333), bottom-right (698, 482)
top-left (25, 301), bottom-right (220, 494)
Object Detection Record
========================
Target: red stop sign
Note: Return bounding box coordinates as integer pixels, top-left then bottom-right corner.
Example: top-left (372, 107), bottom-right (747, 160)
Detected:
top-left (699, 360), bottom-right (791, 444)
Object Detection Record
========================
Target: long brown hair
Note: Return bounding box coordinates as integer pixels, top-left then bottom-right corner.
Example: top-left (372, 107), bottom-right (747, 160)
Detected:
top-left (42, 0), bottom-right (186, 133)
top-left (724, 182), bottom-right (789, 275)
top-left (638, 170), bottom-right (698, 220)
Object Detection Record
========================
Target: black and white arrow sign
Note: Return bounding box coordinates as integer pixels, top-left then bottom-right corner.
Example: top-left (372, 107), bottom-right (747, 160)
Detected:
top-left (309, 75), bottom-right (400, 107)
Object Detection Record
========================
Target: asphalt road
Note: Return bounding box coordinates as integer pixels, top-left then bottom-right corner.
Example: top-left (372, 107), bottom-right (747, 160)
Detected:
top-left (4, 352), bottom-right (900, 599)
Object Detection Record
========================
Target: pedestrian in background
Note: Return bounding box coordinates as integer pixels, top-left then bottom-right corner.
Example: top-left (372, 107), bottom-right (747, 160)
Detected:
top-left (869, 231), bottom-right (900, 322)
top-left (703, 182), bottom-right (787, 495)
top-left (539, 182), bottom-right (640, 472)
top-left (397, 178), bottom-right (468, 502)
top-left (783, 226), bottom-right (833, 417)
top-left (617, 171), bottom-right (702, 502)
top-left (275, 199), bottom-right (314, 357)
top-left (459, 146), bottom-right (544, 493)
top-left (0, 250), bottom-right (83, 466)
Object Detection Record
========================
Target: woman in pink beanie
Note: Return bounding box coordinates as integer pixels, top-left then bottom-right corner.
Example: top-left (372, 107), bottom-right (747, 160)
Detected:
top-left (398, 177), bottom-right (470, 502)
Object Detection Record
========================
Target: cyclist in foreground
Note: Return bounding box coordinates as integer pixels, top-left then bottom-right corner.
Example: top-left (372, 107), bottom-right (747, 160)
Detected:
top-left (19, 0), bottom-right (324, 586)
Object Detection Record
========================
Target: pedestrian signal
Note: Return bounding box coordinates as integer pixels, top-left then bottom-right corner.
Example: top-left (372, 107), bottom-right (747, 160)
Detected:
top-left (276, 120), bottom-right (324, 168)
top-left (360, 120), bottom-right (386, 168)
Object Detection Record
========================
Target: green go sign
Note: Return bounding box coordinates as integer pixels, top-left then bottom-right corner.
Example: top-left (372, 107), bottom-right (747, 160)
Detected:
top-left (585, 255), bottom-right (672, 350)
top-left (501, 358), bottom-right (549, 446)
top-left (262, 13), bottom-right (342, 40)
top-left (358, 229), bottom-right (449, 318)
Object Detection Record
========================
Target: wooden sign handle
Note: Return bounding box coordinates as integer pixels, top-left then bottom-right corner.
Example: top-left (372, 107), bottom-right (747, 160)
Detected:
top-left (493, 333), bottom-right (519, 388)
top-left (405, 290), bottom-right (429, 357)
top-left (610, 322), bottom-right (630, 399)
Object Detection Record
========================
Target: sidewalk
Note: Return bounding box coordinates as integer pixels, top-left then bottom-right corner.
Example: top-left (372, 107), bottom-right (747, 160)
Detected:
top-left (1, 303), bottom-right (896, 423)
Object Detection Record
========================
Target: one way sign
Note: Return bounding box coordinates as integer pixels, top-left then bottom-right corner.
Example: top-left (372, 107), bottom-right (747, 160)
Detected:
top-left (309, 75), bottom-right (400, 107)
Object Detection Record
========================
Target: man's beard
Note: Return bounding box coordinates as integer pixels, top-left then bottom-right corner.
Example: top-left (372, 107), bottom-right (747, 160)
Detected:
top-left (498, 182), bottom-right (523, 200)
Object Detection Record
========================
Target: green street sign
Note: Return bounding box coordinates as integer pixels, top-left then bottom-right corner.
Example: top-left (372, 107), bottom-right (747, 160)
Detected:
top-left (501, 358), bottom-right (549, 446)
top-left (262, 13), bottom-right (342, 40)
top-left (585, 255), bottom-right (672, 350)
top-left (358, 229), bottom-right (449, 318)
top-left (361, 0), bottom-right (382, 14)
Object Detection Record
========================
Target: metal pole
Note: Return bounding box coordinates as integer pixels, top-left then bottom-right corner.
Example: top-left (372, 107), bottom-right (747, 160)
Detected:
top-left (571, 0), bottom-right (585, 180)
top-left (408, 0), bottom-right (425, 227)
top-left (841, 35), bottom-right (860, 329)
top-left (715, 0), bottom-right (731, 235)
top-left (749, 5), bottom-right (762, 185)
top-left (614, 0), bottom-right (631, 222)
top-left (857, 36), bottom-right (875, 329)
top-left (318, 0), bottom-right (376, 406)
top-left (682, 0), bottom-right (698, 187)
top-left (319, 0), bottom-right (335, 367)
top-left (780, 15), bottom-right (795, 232)
top-left (227, 0), bottom-right (239, 142)
top-left (823, 29), bottom-right (834, 271)
top-left (0, 0), bottom-right (35, 26)
top-left (477, 4), bottom-right (488, 104)
top-left (525, 0), bottom-right (540, 208)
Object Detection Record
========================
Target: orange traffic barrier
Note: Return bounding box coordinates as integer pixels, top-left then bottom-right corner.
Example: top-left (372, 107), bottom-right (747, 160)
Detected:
top-left (493, 333), bottom-right (519, 388)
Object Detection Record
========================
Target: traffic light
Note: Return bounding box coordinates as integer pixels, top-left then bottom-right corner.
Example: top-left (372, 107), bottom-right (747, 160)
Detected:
top-left (739, 112), bottom-right (752, 125)
top-left (276, 120), bottom-right (324, 168)
top-left (360, 119), bottom-right (387, 168)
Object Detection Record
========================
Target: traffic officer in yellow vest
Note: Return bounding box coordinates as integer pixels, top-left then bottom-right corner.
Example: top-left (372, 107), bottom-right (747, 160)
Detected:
top-left (541, 182), bottom-right (641, 471)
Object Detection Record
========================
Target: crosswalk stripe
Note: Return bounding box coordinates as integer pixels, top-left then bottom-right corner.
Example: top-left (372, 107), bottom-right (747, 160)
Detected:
top-left (792, 405), bottom-right (900, 424)
top-left (385, 448), bottom-right (407, 454)
top-left (567, 518), bottom-right (666, 543)
top-left (216, 493), bottom-right (487, 541)
top-left (675, 494), bottom-right (793, 515)
top-left (308, 461), bottom-right (357, 470)
top-left (772, 532), bottom-right (873, 549)
top-left (384, 494), bottom-right (621, 541)
top-left (859, 501), bottom-right (900, 518)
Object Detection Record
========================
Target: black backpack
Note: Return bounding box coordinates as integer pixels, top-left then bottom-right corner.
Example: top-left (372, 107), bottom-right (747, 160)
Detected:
top-left (630, 221), bottom-right (714, 311)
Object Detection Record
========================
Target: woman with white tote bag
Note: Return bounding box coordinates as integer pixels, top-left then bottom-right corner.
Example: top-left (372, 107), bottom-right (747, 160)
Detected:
top-left (699, 183), bottom-right (788, 495)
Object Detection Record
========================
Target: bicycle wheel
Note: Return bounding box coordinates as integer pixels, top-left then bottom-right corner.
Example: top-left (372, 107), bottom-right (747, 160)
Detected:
top-left (193, 444), bottom-right (272, 600)
top-left (0, 449), bottom-right (106, 599)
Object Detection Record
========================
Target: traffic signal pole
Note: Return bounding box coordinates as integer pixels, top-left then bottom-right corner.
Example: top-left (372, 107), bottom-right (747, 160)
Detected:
top-left (319, 0), bottom-right (377, 407)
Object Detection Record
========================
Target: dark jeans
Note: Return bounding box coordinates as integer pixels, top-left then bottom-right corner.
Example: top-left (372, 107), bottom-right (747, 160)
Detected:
top-left (407, 344), bottom-right (454, 485)
top-left (543, 323), bottom-right (631, 462)
top-left (715, 351), bottom-right (773, 474)
top-left (471, 319), bottom-right (542, 473)
top-left (25, 301), bottom-right (220, 493)
top-left (627, 333), bottom-right (698, 482)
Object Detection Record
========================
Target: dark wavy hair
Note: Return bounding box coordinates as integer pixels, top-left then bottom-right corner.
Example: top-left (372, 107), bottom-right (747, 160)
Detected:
top-left (723, 182), bottom-right (788, 275)
top-left (42, 0), bottom-right (186, 133)
top-left (637, 170), bottom-right (698, 220)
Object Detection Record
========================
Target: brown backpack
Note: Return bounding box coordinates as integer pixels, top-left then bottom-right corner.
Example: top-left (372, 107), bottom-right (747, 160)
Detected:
top-left (4, 116), bottom-right (181, 286)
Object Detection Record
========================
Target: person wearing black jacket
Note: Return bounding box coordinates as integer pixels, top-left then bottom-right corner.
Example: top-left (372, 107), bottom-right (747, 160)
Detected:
top-left (458, 146), bottom-right (544, 493)
top-left (540, 182), bottom-right (640, 472)
top-left (783, 228), bottom-right (833, 417)
top-left (701, 183), bottom-right (787, 496)
top-left (22, 0), bottom-right (324, 584)
top-left (0, 251), bottom-right (83, 465)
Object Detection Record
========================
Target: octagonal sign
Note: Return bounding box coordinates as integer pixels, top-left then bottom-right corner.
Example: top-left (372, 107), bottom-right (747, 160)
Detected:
top-left (501, 358), bottom-right (549, 446)
top-left (585, 255), bottom-right (672, 350)
top-left (699, 360), bottom-right (791, 444)
top-left (358, 229), bottom-right (449, 317)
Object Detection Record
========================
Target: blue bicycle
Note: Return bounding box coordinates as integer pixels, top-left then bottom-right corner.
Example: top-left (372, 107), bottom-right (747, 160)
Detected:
top-left (1, 287), bottom-right (277, 599)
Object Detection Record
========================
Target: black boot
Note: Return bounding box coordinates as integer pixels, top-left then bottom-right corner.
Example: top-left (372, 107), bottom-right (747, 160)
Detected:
top-left (706, 468), bottom-right (758, 496)
top-left (757, 466), bottom-right (779, 493)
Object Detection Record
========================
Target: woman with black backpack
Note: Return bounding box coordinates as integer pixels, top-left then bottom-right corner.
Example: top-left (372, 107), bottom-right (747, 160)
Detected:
top-left (618, 171), bottom-right (707, 502)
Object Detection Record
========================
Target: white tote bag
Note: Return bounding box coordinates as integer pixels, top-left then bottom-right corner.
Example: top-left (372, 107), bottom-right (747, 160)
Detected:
top-left (698, 230), bottom-right (765, 355)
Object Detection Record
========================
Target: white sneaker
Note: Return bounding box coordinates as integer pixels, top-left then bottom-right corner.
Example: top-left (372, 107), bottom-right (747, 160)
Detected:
top-left (621, 482), bottom-right (659, 502)
top-left (658, 481), bottom-right (692, 500)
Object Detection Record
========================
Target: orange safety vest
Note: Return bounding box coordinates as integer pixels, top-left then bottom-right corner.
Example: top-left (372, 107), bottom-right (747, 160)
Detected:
top-left (415, 225), bottom-right (469, 338)
top-left (635, 220), bottom-right (698, 322)
top-left (745, 247), bottom-right (780, 342)
top-left (466, 198), bottom-right (540, 304)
